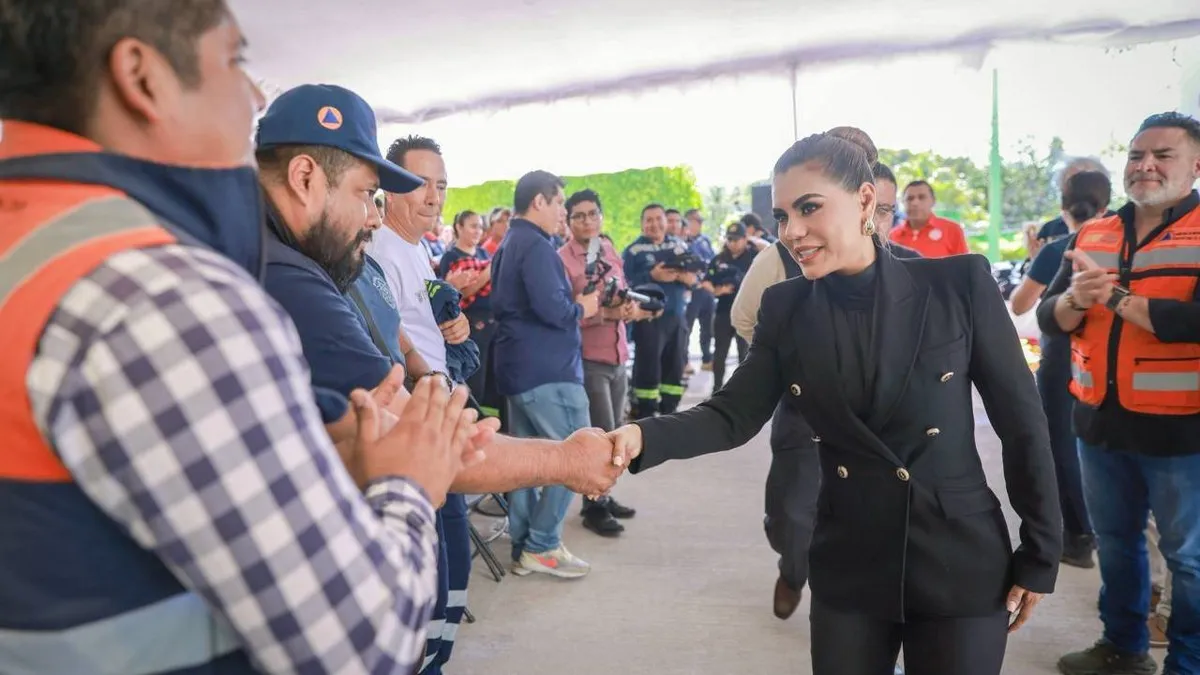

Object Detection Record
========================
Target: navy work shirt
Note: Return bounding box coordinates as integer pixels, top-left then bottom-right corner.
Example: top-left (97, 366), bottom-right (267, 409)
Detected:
top-left (490, 218), bottom-right (584, 396)
top-left (262, 228), bottom-right (393, 397)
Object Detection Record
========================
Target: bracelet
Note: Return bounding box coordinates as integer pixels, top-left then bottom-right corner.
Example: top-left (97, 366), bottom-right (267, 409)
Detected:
top-left (1064, 292), bottom-right (1086, 312)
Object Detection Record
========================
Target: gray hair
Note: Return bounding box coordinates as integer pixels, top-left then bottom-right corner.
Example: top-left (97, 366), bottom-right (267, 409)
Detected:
top-left (1055, 156), bottom-right (1109, 191)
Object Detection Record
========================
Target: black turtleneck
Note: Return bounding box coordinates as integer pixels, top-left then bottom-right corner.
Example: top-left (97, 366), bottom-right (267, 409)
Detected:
top-left (823, 262), bottom-right (878, 418)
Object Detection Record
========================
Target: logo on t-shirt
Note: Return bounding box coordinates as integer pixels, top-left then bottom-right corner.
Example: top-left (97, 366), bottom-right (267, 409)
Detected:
top-left (928, 228), bottom-right (943, 241)
top-left (371, 275), bottom-right (397, 309)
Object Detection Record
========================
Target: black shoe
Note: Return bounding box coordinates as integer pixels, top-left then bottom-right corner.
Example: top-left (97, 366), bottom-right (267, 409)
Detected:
top-left (1062, 533), bottom-right (1097, 569)
top-left (582, 508), bottom-right (624, 537)
top-left (606, 497), bottom-right (636, 519)
top-left (1058, 641), bottom-right (1157, 675)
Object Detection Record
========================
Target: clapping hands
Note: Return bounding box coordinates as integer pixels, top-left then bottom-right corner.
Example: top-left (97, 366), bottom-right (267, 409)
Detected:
top-left (1064, 249), bottom-right (1116, 310)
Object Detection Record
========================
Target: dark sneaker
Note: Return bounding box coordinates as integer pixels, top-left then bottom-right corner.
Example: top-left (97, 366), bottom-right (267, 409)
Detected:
top-left (1062, 533), bottom-right (1098, 569)
top-left (582, 508), bottom-right (624, 537)
top-left (606, 497), bottom-right (636, 519)
top-left (1058, 641), bottom-right (1158, 675)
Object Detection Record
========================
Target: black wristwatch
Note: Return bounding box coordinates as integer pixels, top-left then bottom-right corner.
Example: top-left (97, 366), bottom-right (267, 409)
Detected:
top-left (1106, 285), bottom-right (1131, 312)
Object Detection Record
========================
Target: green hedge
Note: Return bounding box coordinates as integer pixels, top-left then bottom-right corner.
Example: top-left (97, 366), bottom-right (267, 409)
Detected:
top-left (443, 166), bottom-right (703, 250)
top-left (966, 231), bottom-right (1027, 261)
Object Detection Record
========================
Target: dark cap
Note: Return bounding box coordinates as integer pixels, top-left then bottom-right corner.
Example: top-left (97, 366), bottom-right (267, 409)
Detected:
top-left (725, 222), bottom-right (748, 239)
top-left (256, 84), bottom-right (424, 194)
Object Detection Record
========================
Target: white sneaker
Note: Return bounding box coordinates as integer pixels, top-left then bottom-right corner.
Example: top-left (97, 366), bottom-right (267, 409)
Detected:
top-left (511, 545), bottom-right (590, 579)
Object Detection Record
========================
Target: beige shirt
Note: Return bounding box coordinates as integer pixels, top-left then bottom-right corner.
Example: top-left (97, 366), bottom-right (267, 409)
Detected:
top-left (730, 246), bottom-right (789, 343)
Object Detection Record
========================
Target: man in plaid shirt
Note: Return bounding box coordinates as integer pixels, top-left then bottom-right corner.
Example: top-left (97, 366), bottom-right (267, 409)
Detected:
top-left (0, 2), bottom-right (527, 673)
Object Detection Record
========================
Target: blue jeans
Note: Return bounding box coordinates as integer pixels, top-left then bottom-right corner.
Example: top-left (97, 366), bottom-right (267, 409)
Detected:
top-left (1081, 441), bottom-right (1200, 673)
top-left (506, 382), bottom-right (591, 560)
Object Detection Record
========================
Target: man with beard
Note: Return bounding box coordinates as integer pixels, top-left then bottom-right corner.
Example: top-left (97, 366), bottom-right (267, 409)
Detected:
top-left (255, 86), bottom-right (625, 674)
top-left (1043, 112), bottom-right (1200, 675)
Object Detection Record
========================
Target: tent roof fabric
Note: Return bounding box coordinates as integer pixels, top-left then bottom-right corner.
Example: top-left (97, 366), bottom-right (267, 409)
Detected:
top-left (231, 0), bottom-right (1200, 124)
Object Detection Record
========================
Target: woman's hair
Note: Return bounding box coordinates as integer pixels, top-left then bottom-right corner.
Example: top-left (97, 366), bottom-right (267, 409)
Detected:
top-left (1061, 171), bottom-right (1112, 224)
top-left (773, 126), bottom-right (887, 246)
top-left (453, 210), bottom-right (479, 239)
top-left (486, 206), bottom-right (512, 227)
top-left (773, 126), bottom-right (877, 192)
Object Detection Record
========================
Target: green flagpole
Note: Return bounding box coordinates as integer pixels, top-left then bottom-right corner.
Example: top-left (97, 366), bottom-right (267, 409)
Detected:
top-left (987, 68), bottom-right (1002, 263)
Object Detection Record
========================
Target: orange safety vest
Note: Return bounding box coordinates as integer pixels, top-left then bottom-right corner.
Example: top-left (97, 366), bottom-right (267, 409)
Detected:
top-left (0, 122), bottom-right (177, 481)
top-left (1069, 206), bottom-right (1200, 415)
top-left (0, 121), bottom-right (251, 673)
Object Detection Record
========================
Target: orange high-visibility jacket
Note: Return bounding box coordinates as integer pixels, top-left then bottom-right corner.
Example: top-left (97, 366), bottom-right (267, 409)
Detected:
top-left (1069, 207), bottom-right (1200, 415)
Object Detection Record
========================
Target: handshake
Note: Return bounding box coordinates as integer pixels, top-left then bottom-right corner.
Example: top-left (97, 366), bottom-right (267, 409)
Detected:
top-left (327, 365), bottom-right (647, 508)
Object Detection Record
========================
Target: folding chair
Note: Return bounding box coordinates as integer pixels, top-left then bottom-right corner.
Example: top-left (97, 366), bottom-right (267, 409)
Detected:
top-left (465, 493), bottom-right (509, 582)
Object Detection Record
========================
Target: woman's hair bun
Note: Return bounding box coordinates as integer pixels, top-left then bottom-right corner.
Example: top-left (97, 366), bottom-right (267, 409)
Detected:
top-left (826, 126), bottom-right (878, 167)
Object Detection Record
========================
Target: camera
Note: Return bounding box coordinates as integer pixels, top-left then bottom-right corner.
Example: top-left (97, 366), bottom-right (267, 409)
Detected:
top-left (705, 264), bottom-right (743, 289)
top-left (601, 277), bottom-right (663, 313)
top-left (660, 251), bottom-right (706, 274)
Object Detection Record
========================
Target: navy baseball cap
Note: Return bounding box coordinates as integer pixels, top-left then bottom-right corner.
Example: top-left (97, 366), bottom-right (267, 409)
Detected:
top-left (256, 84), bottom-right (424, 194)
top-left (725, 222), bottom-right (748, 239)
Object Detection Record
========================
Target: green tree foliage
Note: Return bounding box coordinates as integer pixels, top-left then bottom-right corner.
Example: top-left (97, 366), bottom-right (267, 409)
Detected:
top-left (878, 136), bottom-right (1068, 231)
top-left (702, 184), bottom-right (752, 236)
top-left (443, 166), bottom-right (704, 250)
top-left (877, 148), bottom-right (989, 226)
top-left (999, 136), bottom-right (1066, 227)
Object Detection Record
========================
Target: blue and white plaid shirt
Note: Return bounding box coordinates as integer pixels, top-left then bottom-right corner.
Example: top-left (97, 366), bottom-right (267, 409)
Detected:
top-left (28, 244), bottom-right (439, 674)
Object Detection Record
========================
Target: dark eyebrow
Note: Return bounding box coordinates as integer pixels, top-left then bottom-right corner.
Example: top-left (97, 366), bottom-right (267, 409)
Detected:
top-left (791, 193), bottom-right (822, 210)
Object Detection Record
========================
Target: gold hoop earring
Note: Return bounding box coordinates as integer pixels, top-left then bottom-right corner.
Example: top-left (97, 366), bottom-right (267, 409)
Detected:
top-left (863, 220), bottom-right (876, 237)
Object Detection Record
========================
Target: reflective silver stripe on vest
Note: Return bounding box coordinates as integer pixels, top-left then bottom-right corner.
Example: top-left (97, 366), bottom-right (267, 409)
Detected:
top-left (1081, 250), bottom-right (1121, 270)
top-left (0, 592), bottom-right (241, 675)
top-left (1072, 363), bottom-right (1094, 389)
top-left (0, 196), bottom-right (160, 304)
top-left (1132, 246), bottom-right (1200, 270)
top-left (1133, 372), bottom-right (1200, 392)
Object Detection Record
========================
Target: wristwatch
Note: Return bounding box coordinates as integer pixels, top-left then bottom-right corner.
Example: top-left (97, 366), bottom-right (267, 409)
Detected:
top-left (431, 371), bottom-right (455, 390)
top-left (1064, 291), bottom-right (1086, 312)
top-left (1106, 285), bottom-right (1131, 312)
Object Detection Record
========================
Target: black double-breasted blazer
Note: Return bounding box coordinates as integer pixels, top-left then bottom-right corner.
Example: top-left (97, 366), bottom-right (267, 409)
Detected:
top-left (630, 250), bottom-right (1062, 621)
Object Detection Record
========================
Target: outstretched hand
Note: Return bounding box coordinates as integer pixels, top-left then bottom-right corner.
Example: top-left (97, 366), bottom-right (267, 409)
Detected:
top-left (560, 428), bottom-right (626, 498)
top-left (606, 424), bottom-right (644, 469)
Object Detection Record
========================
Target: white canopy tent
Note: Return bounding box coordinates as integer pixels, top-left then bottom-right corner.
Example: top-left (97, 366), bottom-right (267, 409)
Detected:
top-left (231, 0), bottom-right (1200, 128)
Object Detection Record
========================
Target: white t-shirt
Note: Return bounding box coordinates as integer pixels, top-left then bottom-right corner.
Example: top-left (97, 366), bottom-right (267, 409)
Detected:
top-left (368, 227), bottom-right (448, 373)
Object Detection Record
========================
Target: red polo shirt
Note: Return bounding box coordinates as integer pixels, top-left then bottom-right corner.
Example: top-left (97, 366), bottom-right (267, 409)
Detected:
top-left (888, 215), bottom-right (969, 258)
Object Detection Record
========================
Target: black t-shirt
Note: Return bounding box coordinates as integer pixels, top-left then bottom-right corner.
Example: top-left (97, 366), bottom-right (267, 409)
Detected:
top-left (708, 247), bottom-right (758, 314)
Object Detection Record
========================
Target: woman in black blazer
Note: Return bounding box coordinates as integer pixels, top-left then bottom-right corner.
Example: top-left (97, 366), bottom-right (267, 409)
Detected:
top-left (608, 127), bottom-right (1062, 675)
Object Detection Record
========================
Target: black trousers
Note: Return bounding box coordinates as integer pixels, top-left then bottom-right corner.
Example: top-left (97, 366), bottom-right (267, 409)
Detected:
top-left (465, 309), bottom-right (498, 416)
top-left (764, 404), bottom-right (820, 589)
top-left (810, 599), bottom-right (1009, 675)
top-left (1035, 355), bottom-right (1092, 537)
top-left (711, 310), bottom-right (747, 391)
top-left (686, 289), bottom-right (715, 363)
top-left (631, 312), bottom-right (685, 418)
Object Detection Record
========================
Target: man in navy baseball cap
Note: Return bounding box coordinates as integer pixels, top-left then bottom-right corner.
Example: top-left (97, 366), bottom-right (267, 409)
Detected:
top-left (256, 83), bottom-right (423, 194)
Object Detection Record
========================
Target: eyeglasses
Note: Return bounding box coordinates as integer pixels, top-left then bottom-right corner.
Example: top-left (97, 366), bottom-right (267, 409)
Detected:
top-left (569, 210), bottom-right (602, 223)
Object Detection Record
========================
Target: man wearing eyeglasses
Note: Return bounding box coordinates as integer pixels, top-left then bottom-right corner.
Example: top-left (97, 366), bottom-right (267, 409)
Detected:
top-left (559, 189), bottom-right (653, 536)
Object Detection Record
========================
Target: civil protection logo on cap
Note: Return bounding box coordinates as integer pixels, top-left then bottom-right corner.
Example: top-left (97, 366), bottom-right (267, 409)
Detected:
top-left (317, 106), bottom-right (343, 130)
